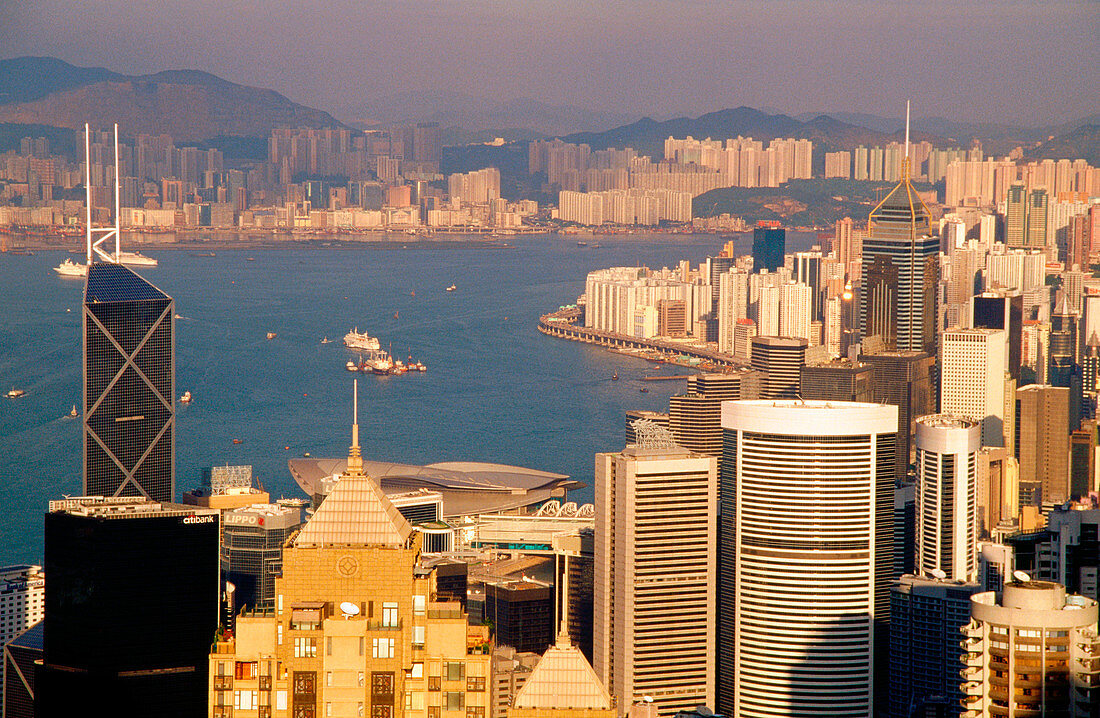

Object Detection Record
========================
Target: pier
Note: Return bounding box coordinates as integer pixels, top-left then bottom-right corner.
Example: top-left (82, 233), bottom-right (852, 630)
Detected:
top-left (538, 307), bottom-right (746, 370)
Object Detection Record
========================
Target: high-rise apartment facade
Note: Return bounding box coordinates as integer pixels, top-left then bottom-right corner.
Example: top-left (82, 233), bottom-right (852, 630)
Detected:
top-left (1015, 384), bottom-right (1071, 507)
top-left (915, 415), bottom-right (980, 581)
top-left (0, 565), bottom-right (43, 651)
top-left (594, 438), bottom-right (716, 716)
top-left (750, 336), bottom-right (807, 399)
top-left (719, 401), bottom-right (897, 717)
top-left (751, 223), bottom-right (785, 273)
top-left (83, 263), bottom-right (175, 501)
top-left (960, 580), bottom-right (1100, 717)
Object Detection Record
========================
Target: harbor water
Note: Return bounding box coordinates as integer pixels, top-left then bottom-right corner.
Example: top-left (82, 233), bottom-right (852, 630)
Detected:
top-left (0, 231), bottom-right (819, 566)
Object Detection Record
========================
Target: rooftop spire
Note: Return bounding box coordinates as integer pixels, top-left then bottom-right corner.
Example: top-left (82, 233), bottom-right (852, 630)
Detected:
top-left (904, 99), bottom-right (911, 159)
top-left (347, 378), bottom-right (364, 477)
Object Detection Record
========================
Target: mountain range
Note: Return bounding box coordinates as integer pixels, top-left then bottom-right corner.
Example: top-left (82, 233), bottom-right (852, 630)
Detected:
top-left (0, 57), bottom-right (342, 142)
top-left (1, 56), bottom-right (1097, 165)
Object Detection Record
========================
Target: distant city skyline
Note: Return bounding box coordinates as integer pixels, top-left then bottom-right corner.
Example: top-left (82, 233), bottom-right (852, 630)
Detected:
top-left (1, 0), bottom-right (1096, 128)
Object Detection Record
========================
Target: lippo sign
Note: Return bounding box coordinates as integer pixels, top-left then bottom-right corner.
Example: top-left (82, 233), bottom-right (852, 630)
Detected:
top-left (224, 513), bottom-right (265, 527)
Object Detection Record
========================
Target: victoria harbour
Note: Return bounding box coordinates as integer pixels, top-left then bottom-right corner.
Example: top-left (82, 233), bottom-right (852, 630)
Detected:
top-left (0, 231), bottom-right (816, 566)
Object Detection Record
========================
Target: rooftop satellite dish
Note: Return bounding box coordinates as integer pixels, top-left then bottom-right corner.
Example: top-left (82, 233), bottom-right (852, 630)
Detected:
top-left (930, 568), bottom-right (947, 580)
top-left (1013, 570), bottom-right (1031, 583)
top-left (340, 601), bottom-right (360, 617)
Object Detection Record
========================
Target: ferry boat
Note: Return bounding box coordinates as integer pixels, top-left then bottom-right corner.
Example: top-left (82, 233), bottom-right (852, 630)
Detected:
top-left (54, 258), bottom-right (87, 277)
top-left (6, 388), bottom-right (25, 399)
top-left (118, 251), bottom-right (157, 266)
top-left (344, 328), bottom-right (381, 352)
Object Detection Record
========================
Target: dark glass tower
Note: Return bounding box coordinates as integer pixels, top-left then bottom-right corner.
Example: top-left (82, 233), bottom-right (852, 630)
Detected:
top-left (751, 223), bottom-right (785, 273)
top-left (860, 158), bottom-right (939, 355)
top-left (38, 497), bottom-right (219, 716)
top-left (83, 263), bottom-right (174, 501)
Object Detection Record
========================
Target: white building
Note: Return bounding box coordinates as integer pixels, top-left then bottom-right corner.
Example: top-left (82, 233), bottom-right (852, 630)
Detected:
top-left (915, 415), bottom-right (981, 582)
top-left (718, 401), bottom-right (898, 717)
top-left (594, 436), bottom-right (716, 716)
top-left (1, 564), bottom-right (44, 649)
top-left (779, 281), bottom-right (812, 340)
top-left (940, 328), bottom-right (1008, 447)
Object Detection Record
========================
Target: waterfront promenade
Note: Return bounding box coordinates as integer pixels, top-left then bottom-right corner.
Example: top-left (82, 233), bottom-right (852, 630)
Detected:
top-left (538, 306), bottom-right (744, 370)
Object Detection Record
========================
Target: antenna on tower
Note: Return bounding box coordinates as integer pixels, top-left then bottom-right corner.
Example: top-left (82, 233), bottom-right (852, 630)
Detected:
top-left (904, 100), bottom-right (911, 159)
top-left (84, 123), bottom-right (121, 264)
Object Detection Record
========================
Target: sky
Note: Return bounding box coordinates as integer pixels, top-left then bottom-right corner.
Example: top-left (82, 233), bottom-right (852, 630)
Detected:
top-left (2, 0), bottom-right (1098, 128)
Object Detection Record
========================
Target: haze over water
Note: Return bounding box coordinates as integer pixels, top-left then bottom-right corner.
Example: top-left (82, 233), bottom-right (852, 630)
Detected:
top-left (0, 231), bottom-right (818, 566)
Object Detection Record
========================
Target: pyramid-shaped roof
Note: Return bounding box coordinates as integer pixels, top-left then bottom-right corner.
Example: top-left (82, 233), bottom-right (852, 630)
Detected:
top-left (292, 470), bottom-right (414, 548)
top-left (512, 637), bottom-right (613, 711)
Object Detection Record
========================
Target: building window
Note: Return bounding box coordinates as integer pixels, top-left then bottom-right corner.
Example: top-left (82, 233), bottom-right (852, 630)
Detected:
top-left (466, 708), bottom-right (485, 718)
top-left (359, 637), bottom-right (365, 656)
top-left (445, 662), bottom-right (464, 681)
top-left (372, 672), bottom-right (395, 703)
top-left (382, 602), bottom-right (398, 627)
top-left (371, 707), bottom-right (392, 718)
top-left (276, 691), bottom-right (288, 711)
top-left (410, 663), bottom-right (424, 678)
top-left (294, 637), bottom-right (317, 658)
top-left (235, 690), bottom-right (258, 710)
top-left (372, 638), bottom-right (395, 659)
top-left (413, 595), bottom-right (426, 616)
top-left (236, 662), bottom-right (258, 679)
top-left (278, 623), bottom-right (283, 645)
top-left (445, 692), bottom-right (464, 710)
top-left (429, 707), bottom-right (441, 718)
top-left (412, 625), bottom-right (426, 647)
top-left (327, 637), bottom-right (333, 656)
top-left (428, 676), bottom-right (441, 692)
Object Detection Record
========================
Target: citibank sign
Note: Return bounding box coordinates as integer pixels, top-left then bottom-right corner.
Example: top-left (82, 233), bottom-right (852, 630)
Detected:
top-left (182, 514), bottom-right (217, 525)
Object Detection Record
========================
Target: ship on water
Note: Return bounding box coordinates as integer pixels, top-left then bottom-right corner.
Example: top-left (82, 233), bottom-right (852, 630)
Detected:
top-left (343, 328), bottom-right (381, 352)
top-left (54, 251), bottom-right (158, 276)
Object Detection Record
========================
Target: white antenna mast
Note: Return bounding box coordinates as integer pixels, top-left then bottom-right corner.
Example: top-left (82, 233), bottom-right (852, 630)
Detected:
top-left (904, 100), bottom-right (911, 159)
top-left (84, 122), bottom-right (121, 264)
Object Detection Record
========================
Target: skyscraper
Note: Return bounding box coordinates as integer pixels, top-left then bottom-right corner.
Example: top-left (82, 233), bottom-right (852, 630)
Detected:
top-left (940, 328), bottom-right (1008, 447)
top-left (860, 147), bottom-right (939, 354)
top-left (750, 336), bottom-right (807, 399)
top-left (859, 349), bottom-right (936, 483)
top-left (915, 415), bottom-right (980, 581)
top-left (971, 291), bottom-right (1023, 381)
top-left (594, 425), bottom-right (716, 716)
top-left (888, 575), bottom-right (982, 718)
top-left (960, 580), bottom-right (1100, 717)
top-left (1005, 182), bottom-right (1027, 248)
top-left (751, 222), bottom-right (785, 273)
top-left (1015, 384), bottom-right (1071, 508)
top-left (39, 497), bottom-right (220, 715)
top-left (83, 263), bottom-right (175, 501)
top-left (719, 401), bottom-right (897, 717)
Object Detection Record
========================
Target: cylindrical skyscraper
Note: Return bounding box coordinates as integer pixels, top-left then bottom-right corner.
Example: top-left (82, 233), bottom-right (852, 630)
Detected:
top-left (915, 414), bottom-right (980, 581)
top-left (719, 400), bottom-right (897, 717)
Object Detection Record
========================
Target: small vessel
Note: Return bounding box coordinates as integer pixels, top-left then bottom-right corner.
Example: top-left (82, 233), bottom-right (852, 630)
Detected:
top-left (179, 391), bottom-right (192, 404)
top-left (190, 251), bottom-right (216, 257)
top-left (410, 290), bottom-right (415, 297)
top-left (69, 405), bottom-right (78, 417)
top-left (266, 332), bottom-right (277, 340)
top-left (639, 387), bottom-right (649, 393)
top-left (246, 257), bottom-right (256, 262)
top-left (446, 284), bottom-right (456, 292)
top-left (577, 241), bottom-right (587, 246)
top-left (612, 371), bottom-right (619, 381)
top-left (6, 389), bottom-right (25, 399)
top-left (394, 311), bottom-right (399, 320)
top-left (591, 242), bottom-right (602, 249)
top-left (346, 360), bottom-right (359, 372)
top-left (54, 258), bottom-right (88, 277)
top-left (233, 438), bottom-right (243, 444)
top-left (321, 337), bottom-right (331, 344)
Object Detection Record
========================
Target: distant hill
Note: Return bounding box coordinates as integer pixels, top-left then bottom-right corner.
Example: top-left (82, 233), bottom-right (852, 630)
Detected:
top-left (1024, 124), bottom-right (1100, 167)
top-left (0, 57), bottom-right (344, 142)
top-left (561, 107), bottom-right (912, 159)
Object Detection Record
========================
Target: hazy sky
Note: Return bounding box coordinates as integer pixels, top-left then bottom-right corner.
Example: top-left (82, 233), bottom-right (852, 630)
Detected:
top-left (2, 0), bottom-right (1097, 126)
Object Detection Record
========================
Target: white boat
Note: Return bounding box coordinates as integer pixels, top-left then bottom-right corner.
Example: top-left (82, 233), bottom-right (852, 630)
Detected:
top-left (6, 388), bottom-right (25, 399)
top-left (119, 251), bottom-right (157, 266)
top-left (54, 259), bottom-right (88, 277)
top-left (344, 328), bottom-right (381, 352)
top-left (179, 391), bottom-right (192, 404)
top-left (446, 284), bottom-right (457, 292)
top-left (346, 360), bottom-right (359, 372)
top-left (266, 332), bottom-right (277, 340)
top-left (321, 337), bottom-right (332, 344)
top-left (70, 405), bottom-right (78, 417)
